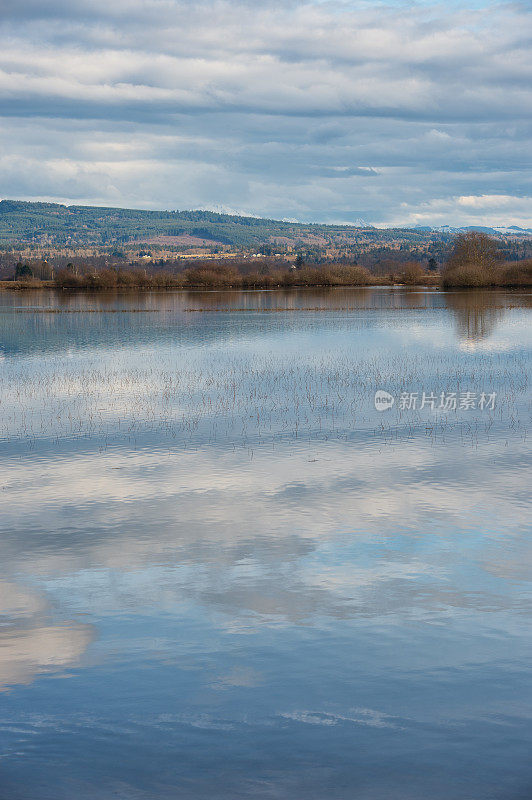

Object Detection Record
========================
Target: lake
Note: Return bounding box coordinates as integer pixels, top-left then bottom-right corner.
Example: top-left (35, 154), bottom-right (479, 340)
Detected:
top-left (0, 287), bottom-right (531, 799)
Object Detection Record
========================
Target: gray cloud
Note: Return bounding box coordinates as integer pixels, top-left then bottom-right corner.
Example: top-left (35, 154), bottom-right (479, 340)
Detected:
top-left (0, 0), bottom-right (530, 224)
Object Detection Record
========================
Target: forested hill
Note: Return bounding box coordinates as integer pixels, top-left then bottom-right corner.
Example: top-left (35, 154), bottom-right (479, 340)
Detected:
top-left (0, 199), bottom-right (429, 248)
top-left (0, 200), bottom-right (321, 247)
top-left (0, 200), bottom-right (530, 253)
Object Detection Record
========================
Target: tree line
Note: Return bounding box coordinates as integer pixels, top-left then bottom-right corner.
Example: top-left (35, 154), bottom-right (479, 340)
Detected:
top-left (3, 233), bottom-right (531, 289)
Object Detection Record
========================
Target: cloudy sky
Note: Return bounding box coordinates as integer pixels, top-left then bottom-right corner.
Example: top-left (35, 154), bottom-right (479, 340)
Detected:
top-left (1, 0), bottom-right (531, 226)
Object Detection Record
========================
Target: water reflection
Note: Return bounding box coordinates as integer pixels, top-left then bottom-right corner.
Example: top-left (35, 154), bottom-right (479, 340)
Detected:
top-left (0, 580), bottom-right (93, 690)
top-left (444, 290), bottom-right (507, 342)
top-left (0, 287), bottom-right (531, 363)
top-left (0, 288), bottom-right (530, 799)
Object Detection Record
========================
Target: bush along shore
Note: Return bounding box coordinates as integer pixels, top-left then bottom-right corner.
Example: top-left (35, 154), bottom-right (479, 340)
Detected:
top-left (439, 231), bottom-right (532, 288)
top-left (2, 234), bottom-right (531, 291)
top-left (3, 263), bottom-right (439, 291)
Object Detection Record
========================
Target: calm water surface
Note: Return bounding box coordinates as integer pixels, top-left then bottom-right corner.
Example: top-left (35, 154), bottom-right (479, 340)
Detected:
top-left (0, 287), bottom-right (531, 799)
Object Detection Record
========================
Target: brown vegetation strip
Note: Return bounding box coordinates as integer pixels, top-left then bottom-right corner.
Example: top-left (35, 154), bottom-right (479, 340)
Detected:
top-left (10, 304), bottom-right (523, 314)
top-left (12, 308), bottom-right (160, 313)
top-left (182, 305), bottom-right (516, 312)
top-left (183, 306), bottom-right (401, 312)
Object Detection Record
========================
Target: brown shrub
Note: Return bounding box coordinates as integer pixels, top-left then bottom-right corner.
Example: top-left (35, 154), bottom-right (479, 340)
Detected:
top-left (441, 264), bottom-right (494, 288)
top-left (279, 264), bottom-right (372, 287)
top-left (86, 269), bottom-right (119, 288)
top-left (116, 269), bottom-right (145, 286)
top-left (184, 265), bottom-right (243, 288)
top-left (54, 270), bottom-right (86, 289)
top-left (399, 262), bottom-right (426, 285)
top-left (150, 271), bottom-right (184, 288)
top-left (241, 271), bottom-right (285, 288)
top-left (500, 259), bottom-right (532, 287)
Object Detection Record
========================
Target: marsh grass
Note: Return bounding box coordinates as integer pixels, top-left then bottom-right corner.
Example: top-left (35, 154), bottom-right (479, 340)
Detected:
top-left (0, 343), bottom-right (526, 456)
top-left (13, 308), bottom-right (160, 313)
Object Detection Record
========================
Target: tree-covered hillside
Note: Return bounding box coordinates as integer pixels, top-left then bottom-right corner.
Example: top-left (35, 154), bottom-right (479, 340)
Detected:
top-left (1, 202), bottom-right (530, 269)
top-left (0, 200), bottom-right (439, 248)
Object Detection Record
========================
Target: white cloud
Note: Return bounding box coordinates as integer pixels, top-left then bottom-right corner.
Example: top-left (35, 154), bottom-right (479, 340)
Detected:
top-left (395, 193), bottom-right (532, 227)
top-left (0, 0), bottom-right (530, 224)
top-left (457, 194), bottom-right (524, 209)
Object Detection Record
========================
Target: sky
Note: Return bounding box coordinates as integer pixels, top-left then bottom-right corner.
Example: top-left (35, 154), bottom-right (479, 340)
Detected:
top-left (0, 0), bottom-right (531, 227)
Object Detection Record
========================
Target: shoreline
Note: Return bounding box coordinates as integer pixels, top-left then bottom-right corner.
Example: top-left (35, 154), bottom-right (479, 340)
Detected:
top-left (2, 280), bottom-right (530, 292)
top-left (1, 279), bottom-right (437, 291)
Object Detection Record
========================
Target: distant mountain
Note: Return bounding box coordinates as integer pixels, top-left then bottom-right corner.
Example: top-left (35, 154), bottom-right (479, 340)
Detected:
top-left (417, 224), bottom-right (532, 236)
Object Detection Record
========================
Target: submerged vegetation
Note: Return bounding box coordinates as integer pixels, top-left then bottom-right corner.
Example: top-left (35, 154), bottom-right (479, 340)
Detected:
top-left (2, 327), bottom-right (526, 453)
